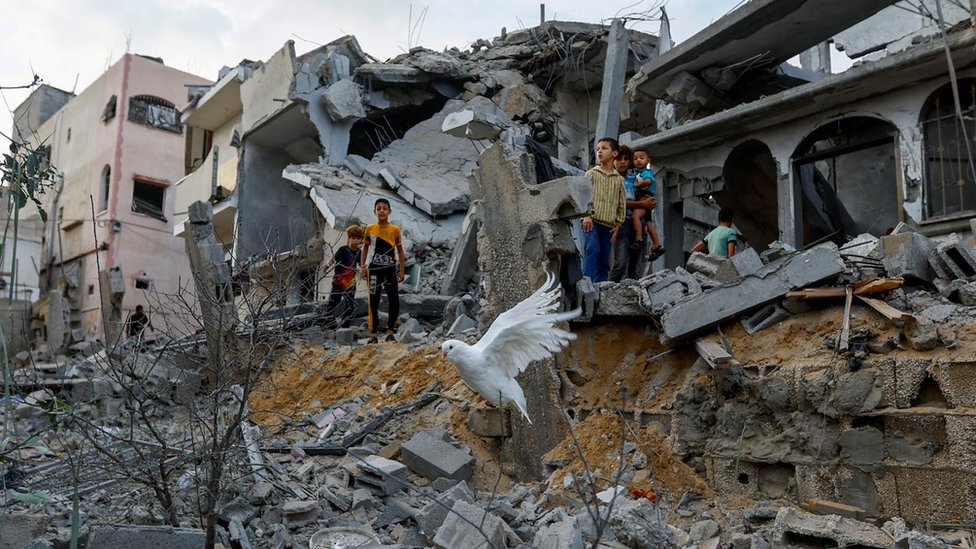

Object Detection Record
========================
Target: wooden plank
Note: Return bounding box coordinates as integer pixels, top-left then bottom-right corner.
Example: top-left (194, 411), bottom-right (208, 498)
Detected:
top-left (857, 296), bottom-right (913, 325)
top-left (853, 277), bottom-right (904, 296)
top-left (786, 288), bottom-right (847, 299)
top-left (839, 286), bottom-right (853, 352)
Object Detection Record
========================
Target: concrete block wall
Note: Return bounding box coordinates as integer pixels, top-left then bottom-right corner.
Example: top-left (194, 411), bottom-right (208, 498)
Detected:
top-left (682, 355), bottom-right (976, 523)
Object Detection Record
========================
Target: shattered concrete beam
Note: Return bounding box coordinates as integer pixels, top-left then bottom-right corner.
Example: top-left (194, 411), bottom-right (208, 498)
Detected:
top-left (355, 64), bottom-right (431, 85)
top-left (661, 243), bottom-right (844, 343)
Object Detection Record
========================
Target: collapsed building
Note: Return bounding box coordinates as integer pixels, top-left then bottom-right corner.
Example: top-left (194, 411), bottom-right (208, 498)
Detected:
top-left (5, 1), bottom-right (976, 548)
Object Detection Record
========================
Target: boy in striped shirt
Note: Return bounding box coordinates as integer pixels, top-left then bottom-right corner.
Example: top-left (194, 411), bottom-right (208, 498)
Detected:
top-left (582, 137), bottom-right (627, 282)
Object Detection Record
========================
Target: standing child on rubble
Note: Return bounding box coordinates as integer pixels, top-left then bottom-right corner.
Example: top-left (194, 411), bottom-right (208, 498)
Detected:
top-left (632, 147), bottom-right (665, 261)
top-left (689, 206), bottom-right (737, 258)
top-left (361, 198), bottom-right (407, 343)
top-left (324, 224), bottom-right (363, 328)
top-left (582, 137), bottom-right (627, 282)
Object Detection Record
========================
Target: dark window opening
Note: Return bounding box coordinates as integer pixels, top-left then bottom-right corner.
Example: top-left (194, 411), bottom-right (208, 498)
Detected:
top-left (87, 284), bottom-right (95, 295)
top-left (922, 80), bottom-right (976, 219)
top-left (132, 178), bottom-right (166, 221)
top-left (66, 127), bottom-right (71, 143)
top-left (102, 95), bottom-right (117, 122)
top-left (297, 268), bottom-right (317, 303)
top-left (128, 95), bottom-right (181, 133)
top-left (99, 165), bottom-right (111, 212)
top-left (134, 277), bottom-right (151, 290)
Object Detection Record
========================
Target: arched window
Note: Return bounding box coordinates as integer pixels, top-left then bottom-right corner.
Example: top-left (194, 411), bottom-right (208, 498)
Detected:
top-left (128, 95), bottom-right (181, 133)
top-left (99, 165), bottom-right (111, 212)
top-left (921, 80), bottom-right (976, 219)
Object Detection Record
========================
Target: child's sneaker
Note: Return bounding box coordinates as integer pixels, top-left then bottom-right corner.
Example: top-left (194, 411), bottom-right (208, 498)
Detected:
top-left (629, 241), bottom-right (643, 251)
top-left (368, 335), bottom-right (379, 344)
top-left (385, 334), bottom-right (396, 342)
top-left (649, 246), bottom-right (665, 261)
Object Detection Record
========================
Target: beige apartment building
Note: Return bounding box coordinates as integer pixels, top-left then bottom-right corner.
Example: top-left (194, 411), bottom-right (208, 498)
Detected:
top-left (14, 54), bottom-right (210, 347)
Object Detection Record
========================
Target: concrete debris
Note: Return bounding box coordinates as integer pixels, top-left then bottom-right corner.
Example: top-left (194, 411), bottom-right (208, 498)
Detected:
top-left (881, 232), bottom-right (936, 283)
top-left (87, 525), bottom-right (206, 549)
top-left (433, 499), bottom-right (506, 549)
top-left (661, 243), bottom-right (845, 343)
top-left (400, 429), bottom-right (475, 482)
top-left (321, 78), bottom-right (366, 121)
top-left (771, 507), bottom-right (890, 548)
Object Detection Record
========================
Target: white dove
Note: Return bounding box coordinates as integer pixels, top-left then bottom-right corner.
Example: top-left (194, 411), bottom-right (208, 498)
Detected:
top-left (441, 272), bottom-right (581, 424)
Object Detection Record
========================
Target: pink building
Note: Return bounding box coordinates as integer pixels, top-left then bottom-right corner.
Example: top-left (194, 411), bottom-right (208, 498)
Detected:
top-left (16, 54), bottom-right (211, 346)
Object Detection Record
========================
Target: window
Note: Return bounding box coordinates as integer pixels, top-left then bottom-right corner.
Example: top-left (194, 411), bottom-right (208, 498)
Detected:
top-left (66, 127), bottom-right (71, 143)
top-left (102, 95), bottom-right (117, 122)
top-left (134, 277), bottom-right (152, 290)
top-left (99, 165), bottom-right (111, 212)
top-left (128, 95), bottom-right (181, 133)
top-left (87, 284), bottom-right (95, 295)
top-left (132, 176), bottom-right (166, 221)
top-left (921, 80), bottom-right (976, 219)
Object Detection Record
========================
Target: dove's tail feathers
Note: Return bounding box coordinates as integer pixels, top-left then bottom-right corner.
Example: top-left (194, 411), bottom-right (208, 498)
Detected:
top-left (512, 396), bottom-right (532, 424)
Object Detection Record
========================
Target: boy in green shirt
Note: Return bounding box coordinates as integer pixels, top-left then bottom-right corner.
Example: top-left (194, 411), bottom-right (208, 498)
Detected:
top-left (689, 207), bottom-right (737, 258)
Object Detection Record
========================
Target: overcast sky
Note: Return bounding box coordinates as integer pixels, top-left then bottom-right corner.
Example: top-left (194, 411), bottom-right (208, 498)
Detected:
top-left (0, 0), bottom-right (753, 144)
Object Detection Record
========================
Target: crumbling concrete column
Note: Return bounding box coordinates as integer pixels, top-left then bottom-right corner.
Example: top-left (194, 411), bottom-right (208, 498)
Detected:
top-left (778, 170), bottom-right (802, 248)
top-left (46, 290), bottom-right (66, 354)
top-left (594, 18), bottom-right (629, 144)
top-left (98, 266), bottom-right (125, 349)
top-left (183, 201), bottom-right (238, 385)
top-left (471, 141), bottom-right (591, 480)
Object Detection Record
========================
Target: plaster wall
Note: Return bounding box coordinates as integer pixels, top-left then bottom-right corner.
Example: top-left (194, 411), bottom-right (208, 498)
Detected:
top-left (240, 42), bottom-right (297, 135)
top-left (234, 143), bottom-right (316, 264)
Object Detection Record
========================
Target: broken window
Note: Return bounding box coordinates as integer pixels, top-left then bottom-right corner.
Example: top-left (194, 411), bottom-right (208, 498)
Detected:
top-left (134, 276), bottom-right (152, 290)
top-left (128, 95), bottom-right (181, 133)
top-left (793, 117), bottom-right (899, 243)
top-left (131, 177), bottom-right (166, 221)
top-left (102, 95), bottom-right (117, 122)
top-left (99, 165), bottom-right (111, 212)
top-left (921, 81), bottom-right (976, 219)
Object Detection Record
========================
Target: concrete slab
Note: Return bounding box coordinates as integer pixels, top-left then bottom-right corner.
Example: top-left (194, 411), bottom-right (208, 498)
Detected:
top-left (771, 507), bottom-right (890, 548)
top-left (661, 243), bottom-right (844, 342)
top-left (1, 514), bottom-right (51, 549)
top-left (628, 0), bottom-right (897, 100)
top-left (882, 232), bottom-right (936, 282)
top-left (88, 525), bottom-right (206, 549)
top-left (309, 184), bottom-right (464, 248)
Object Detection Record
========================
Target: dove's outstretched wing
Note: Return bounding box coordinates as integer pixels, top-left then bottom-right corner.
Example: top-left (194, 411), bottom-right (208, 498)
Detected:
top-left (472, 272), bottom-right (581, 379)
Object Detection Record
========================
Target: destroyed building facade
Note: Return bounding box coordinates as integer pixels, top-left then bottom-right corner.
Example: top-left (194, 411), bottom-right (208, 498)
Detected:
top-left (12, 55), bottom-right (211, 350)
top-left (628, 0), bottom-right (976, 268)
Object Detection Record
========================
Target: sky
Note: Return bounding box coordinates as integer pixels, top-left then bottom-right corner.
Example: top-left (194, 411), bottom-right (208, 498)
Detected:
top-left (0, 0), bottom-right (757, 144)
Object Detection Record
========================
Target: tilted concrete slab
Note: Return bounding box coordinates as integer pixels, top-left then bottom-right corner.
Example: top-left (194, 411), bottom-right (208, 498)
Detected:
top-left (309, 184), bottom-right (463, 248)
top-left (628, 0), bottom-right (897, 101)
top-left (661, 243), bottom-right (844, 343)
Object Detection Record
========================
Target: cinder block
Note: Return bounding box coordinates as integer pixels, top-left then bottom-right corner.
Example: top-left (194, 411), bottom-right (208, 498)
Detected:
top-left (881, 232), bottom-right (936, 282)
top-left (935, 238), bottom-right (976, 281)
top-left (741, 302), bottom-right (792, 335)
top-left (714, 247), bottom-right (763, 284)
top-left (356, 455), bottom-right (407, 495)
top-left (401, 431), bottom-right (474, 482)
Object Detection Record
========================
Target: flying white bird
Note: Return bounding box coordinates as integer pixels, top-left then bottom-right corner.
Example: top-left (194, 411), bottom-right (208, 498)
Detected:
top-left (441, 273), bottom-right (581, 424)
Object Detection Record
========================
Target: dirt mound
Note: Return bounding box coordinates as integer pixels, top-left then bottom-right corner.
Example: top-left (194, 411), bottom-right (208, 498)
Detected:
top-left (543, 411), bottom-right (712, 502)
top-left (250, 343), bottom-right (461, 424)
